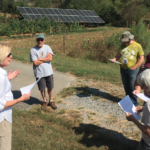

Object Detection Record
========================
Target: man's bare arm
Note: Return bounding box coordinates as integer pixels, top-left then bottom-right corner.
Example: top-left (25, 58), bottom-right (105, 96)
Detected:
top-left (133, 78), bottom-right (141, 94)
top-left (38, 53), bottom-right (52, 62)
top-left (126, 113), bottom-right (150, 137)
top-left (33, 60), bottom-right (43, 66)
top-left (111, 54), bottom-right (121, 62)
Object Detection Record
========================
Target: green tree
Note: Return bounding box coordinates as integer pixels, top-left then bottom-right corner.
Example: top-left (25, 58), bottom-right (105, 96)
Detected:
top-left (61, 0), bottom-right (95, 10)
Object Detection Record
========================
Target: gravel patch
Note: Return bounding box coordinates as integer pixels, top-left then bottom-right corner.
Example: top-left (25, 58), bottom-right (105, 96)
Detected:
top-left (55, 78), bottom-right (141, 140)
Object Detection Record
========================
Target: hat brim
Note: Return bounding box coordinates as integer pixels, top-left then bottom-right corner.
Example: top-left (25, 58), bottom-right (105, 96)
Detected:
top-left (120, 38), bottom-right (130, 42)
top-left (36, 37), bottom-right (44, 39)
top-left (120, 35), bottom-right (134, 42)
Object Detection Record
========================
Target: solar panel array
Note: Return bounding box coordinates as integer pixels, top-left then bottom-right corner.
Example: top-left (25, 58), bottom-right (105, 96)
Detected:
top-left (17, 7), bottom-right (105, 24)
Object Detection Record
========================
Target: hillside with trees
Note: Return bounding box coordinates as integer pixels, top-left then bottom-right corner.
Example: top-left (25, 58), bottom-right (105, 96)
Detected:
top-left (0, 0), bottom-right (150, 26)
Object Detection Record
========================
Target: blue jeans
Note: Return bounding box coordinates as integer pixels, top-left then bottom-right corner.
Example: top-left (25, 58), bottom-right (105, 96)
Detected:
top-left (120, 67), bottom-right (138, 106)
top-left (137, 138), bottom-right (150, 150)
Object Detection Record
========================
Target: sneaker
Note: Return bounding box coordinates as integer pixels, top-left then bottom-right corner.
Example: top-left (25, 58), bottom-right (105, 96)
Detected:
top-left (49, 102), bottom-right (57, 110)
top-left (41, 100), bottom-right (48, 109)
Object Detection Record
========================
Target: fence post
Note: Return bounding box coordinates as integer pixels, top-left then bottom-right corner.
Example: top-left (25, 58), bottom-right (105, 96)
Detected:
top-left (63, 34), bottom-right (65, 54)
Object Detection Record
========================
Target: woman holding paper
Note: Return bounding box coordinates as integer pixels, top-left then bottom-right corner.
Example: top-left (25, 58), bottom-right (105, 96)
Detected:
top-left (111, 31), bottom-right (144, 106)
top-left (0, 43), bottom-right (31, 150)
top-left (126, 69), bottom-right (150, 150)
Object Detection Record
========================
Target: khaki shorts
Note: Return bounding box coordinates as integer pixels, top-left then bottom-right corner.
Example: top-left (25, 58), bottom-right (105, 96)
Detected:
top-left (0, 119), bottom-right (12, 150)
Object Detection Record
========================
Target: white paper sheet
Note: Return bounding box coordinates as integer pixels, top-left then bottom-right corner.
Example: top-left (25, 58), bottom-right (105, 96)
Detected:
top-left (118, 95), bottom-right (141, 121)
top-left (20, 77), bottom-right (41, 95)
top-left (108, 59), bottom-right (122, 64)
top-left (134, 93), bottom-right (150, 102)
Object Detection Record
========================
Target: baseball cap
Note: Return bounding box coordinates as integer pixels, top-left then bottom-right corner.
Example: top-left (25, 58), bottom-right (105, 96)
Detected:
top-left (145, 53), bottom-right (150, 68)
top-left (120, 31), bottom-right (134, 42)
top-left (36, 34), bottom-right (45, 39)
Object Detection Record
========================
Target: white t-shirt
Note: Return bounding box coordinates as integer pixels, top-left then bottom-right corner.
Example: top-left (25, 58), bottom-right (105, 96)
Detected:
top-left (141, 100), bottom-right (150, 146)
top-left (30, 44), bottom-right (54, 78)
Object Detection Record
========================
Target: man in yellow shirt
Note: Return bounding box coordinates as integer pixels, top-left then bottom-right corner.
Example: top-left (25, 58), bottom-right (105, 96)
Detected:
top-left (111, 31), bottom-right (144, 106)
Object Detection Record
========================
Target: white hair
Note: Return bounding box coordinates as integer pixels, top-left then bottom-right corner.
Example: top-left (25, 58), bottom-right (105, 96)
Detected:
top-left (0, 43), bottom-right (11, 65)
top-left (137, 69), bottom-right (150, 91)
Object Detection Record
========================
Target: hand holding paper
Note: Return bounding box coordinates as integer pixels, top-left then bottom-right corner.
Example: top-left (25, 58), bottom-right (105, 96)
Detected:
top-left (118, 95), bottom-right (141, 121)
top-left (133, 93), bottom-right (150, 102)
top-left (20, 92), bottom-right (31, 102)
top-left (108, 59), bottom-right (122, 64)
top-left (20, 77), bottom-right (41, 95)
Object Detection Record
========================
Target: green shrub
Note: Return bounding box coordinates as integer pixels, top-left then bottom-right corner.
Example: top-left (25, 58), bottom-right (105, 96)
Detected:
top-left (130, 20), bottom-right (150, 55)
top-left (68, 20), bottom-right (150, 62)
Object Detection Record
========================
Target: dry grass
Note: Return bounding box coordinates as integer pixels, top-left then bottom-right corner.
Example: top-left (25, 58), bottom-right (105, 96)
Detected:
top-left (105, 115), bottom-right (118, 124)
top-left (2, 27), bottom-right (124, 57)
top-left (12, 106), bottom-right (140, 150)
top-left (0, 12), bottom-right (13, 18)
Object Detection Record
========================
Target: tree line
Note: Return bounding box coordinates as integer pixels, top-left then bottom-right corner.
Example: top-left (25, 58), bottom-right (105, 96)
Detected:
top-left (0, 0), bottom-right (150, 26)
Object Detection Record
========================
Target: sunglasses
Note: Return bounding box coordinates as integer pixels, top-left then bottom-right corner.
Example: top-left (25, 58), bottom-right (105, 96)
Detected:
top-left (37, 38), bottom-right (44, 42)
top-left (7, 53), bottom-right (12, 57)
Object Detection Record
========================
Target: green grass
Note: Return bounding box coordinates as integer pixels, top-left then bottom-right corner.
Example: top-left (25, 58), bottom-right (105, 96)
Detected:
top-left (12, 50), bottom-right (122, 85)
top-left (52, 54), bottom-right (122, 84)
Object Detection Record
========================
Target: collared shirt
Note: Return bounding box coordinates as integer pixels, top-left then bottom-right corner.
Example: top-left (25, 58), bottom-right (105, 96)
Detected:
top-left (0, 67), bottom-right (13, 123)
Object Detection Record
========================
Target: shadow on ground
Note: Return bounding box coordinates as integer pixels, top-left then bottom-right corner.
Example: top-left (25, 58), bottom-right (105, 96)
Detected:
top-left (12, 90), bottom-right (42, 105)
top-left (75, 87), bottom-right (121, 102)
top-left (73, 123), bottom-right (139, 150)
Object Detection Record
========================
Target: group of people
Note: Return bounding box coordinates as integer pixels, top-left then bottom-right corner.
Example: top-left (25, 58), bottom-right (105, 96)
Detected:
top-left (111, 31), bottom-right (150, 150)
top-left (0, 31), bottom-right (150, 150)
top-left (0, 34), bottom-right (56, 150)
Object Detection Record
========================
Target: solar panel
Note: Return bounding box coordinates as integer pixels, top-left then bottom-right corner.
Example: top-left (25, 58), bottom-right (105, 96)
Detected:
top-left (52, 16), bottom-right (59, 21)
top-left (18, 7), bottom-right (26, 14)
top-left (36, 8), bottom-right (45, 14)
top-left (22, 14), bottom-right (31, 20)
top-left (58, 9), bottom-right (67, 15)
top-left (90, 11), bottom-right (98, 16)
top-left (42, 8), bottom-right (49, 14)
top-left (24, 7), bottom-right (33, 14)
top-left (31, 8), bottom-right (39, 14)
top-left (35, 15), bottom-right (43, 19)
top-left (47, 9), bottom-right (55, 14)
top-left (74, 10), bottom-right (81, 16)
top-left (78, 10), bottom-right (86, 16)
top-left (82, 10), bottom-right (89, 16)
top-left (64, 16), bottom-right (72, 22)
top-left (29, 15), bottom-right (37, 20)
top-left (53, 9), bottom-right (61, 15)
top-left (41, 15), bottom-right (49, 21)
top-left (63, 9), bottom-right (71, 15)
top-left (17, 7), bottom-right (105, 24)
top-left (47, 15), bottom-right (55, 21)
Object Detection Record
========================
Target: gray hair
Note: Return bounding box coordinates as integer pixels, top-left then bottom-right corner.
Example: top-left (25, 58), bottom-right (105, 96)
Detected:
top-left (137, 69), bottom-right (150, 91)
top-left (0, 43), bottom-right (11, 65)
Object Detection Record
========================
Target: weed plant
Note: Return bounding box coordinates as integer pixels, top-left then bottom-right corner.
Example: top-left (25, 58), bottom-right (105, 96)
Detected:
top-left (130, 20), bottom-right (150, 55)
top-left (68, 32), bottom-right (122, 62)
top-left (68, 21), bottom-right (150, 62)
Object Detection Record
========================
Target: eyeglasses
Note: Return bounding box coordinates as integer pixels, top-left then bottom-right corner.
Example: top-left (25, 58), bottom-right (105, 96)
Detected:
top-left (7, 53), bottom-right (12, 57)
top-left (37, 38), bottom-right (44, 42)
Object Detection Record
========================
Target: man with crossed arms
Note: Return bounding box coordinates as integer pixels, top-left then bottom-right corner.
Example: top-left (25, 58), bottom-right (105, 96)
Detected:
top-left (30, 34), bottom-right (57, 109)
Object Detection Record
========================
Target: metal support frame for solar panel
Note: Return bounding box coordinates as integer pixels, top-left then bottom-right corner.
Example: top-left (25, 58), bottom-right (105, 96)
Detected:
top-left (17, 7), bottom-right (105, 24)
